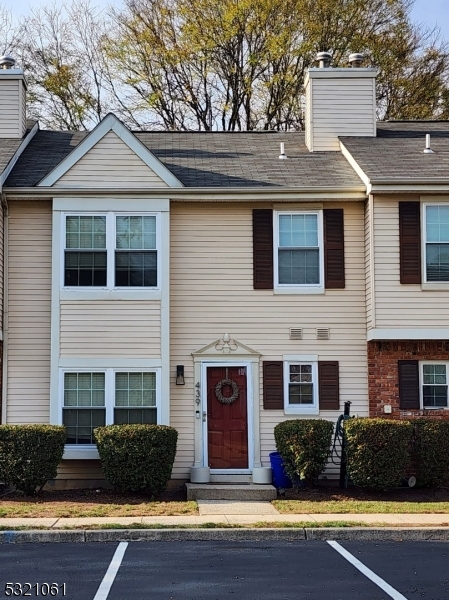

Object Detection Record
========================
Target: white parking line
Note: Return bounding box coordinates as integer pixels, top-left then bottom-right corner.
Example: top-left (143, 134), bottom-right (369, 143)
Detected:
top-left (93, 541), bottom-right (128, 600)
top-left (328, 541), bottom-right (408, 600)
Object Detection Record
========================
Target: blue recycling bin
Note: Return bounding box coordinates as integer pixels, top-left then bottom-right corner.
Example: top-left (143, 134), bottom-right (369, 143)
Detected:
top-left (269, 452), bottom-right (292, 489)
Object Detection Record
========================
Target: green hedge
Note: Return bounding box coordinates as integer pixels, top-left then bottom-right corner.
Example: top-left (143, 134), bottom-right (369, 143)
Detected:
top-left (0, 425), bottom-right (66, 495)
top-left (274, 419), bottom-right (334, 483)
top-left (95, 424), bottom-right (178, 495)
top-left (413, 420), bottom-right (449, 487)
top-left (345, 418), bottom-right (413, 490)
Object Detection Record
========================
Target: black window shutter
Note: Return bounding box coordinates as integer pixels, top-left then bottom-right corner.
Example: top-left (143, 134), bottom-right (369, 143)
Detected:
top-left (399, 202), bottom-right (421, 284)
top-left (318, 361), bottom-right (340, 410)
top-left (253, 209), bottom-right (273, 290)
top-left (263, 361), bottom-right (283, 410)
top-left (323, 209), bottom-right (345, 289)
top-left (398, 360), bottom-right (420, 409)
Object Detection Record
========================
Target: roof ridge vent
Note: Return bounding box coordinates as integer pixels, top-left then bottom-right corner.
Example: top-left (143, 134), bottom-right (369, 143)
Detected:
top-left (423, 133), bottom-right (434, 154)
top-left (0, 55), bottom-right (16, 70)
top-left (348, 53), bottom-right (364, 68)
top-left (316, 51), bottom-right (332, 68)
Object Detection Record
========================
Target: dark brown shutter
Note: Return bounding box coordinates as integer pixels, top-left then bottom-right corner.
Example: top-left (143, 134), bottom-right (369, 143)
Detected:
top-left (263, 361), bottom-right (283, 409)
top-left (318, 361), bottom-right (340, 410)
top-left (399, 202), bottom-right (421, 284)
top-left (253, 209), bottom-right (273, 289)
top-left (398, 360), bottom-right (420, 409)
top-left (323, 209), bottom-right (345, 289)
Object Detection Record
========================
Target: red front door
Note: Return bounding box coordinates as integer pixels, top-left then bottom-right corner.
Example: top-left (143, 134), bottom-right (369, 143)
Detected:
top-left (207, 366), bottom-right (248, 469)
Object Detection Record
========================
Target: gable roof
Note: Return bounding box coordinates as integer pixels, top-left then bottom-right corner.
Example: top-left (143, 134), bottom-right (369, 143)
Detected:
top-left (5, 128), bottom-right (363, 189)
top-left (38, 113), bottom-right (183, 188)
top-left (341, 122), bottom-right (449, 184)
top-left (0, 120), bottom-right (37, 185)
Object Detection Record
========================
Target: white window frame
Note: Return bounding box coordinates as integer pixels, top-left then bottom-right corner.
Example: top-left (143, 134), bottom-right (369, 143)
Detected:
top-left (421, 202), bottom-right (449, 285)
top-left (274, 210), bottom-right (324, 293)
top-left (59, 367), bottom-right (162, 452)
top-left (283, 359), bottom-right (319, 415)
top-left (61, 211), bottom-right (161, 291)
top-left (420, 361), bottom-right (449, 410)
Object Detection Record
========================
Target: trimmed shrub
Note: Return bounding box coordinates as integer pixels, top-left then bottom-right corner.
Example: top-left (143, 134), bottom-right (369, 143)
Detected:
top-left (413, 420), bottom-right (449, 487)
top-left (274, 419), bottom-right (334, 483)
top-left (95, 424), bottom-right (178, 495)
top-left (0, 425), bottom-right (66, 495)
top-left (345, 418), bottom-right (413, 490)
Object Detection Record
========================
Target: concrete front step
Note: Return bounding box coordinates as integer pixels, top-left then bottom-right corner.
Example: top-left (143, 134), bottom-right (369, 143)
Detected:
top-left (186, 483), bottom-right (277, 501)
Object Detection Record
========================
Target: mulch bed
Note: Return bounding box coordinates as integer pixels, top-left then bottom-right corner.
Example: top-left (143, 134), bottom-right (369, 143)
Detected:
top-left (0, 485), bottom-right (187, 503)
top-left (281, 482), bottom-right (449, 502)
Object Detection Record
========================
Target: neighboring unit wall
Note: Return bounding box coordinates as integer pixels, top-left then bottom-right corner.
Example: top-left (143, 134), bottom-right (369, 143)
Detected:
top-left (373, 194), bottom-right (449, 329)
top-left (368, 340), bottom-right (449, 420)
top-left (170, 201), bottom-right (368, 480)
top-left (54, 132), bottom-right (169, 188)
top-left (6, 200), bottom-right (52, 423)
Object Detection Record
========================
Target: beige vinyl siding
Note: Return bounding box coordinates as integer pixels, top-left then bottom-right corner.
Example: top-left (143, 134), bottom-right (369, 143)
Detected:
top-left (60, 300), bottom-right (161, 357)
top-left (309, 78), bottom-right (375, 151)
top-left (365, 198), bottom-right (373, 330)
top-left (7, 201), bottom-right (52, 423)
top-left (373, 194), bottom-right (449, 328)
top-left (0, 79), bottom-right (22, 138)
top-left (54, 131), bottom-right (169, 188)
top-left (170, 202), bottom-right (368, 479)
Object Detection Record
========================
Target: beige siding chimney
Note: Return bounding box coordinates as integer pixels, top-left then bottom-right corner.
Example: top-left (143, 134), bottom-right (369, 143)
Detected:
top-left (0, 56), bottom-right (27, 139)
top-left (305, 55), bottom-right (377, 152)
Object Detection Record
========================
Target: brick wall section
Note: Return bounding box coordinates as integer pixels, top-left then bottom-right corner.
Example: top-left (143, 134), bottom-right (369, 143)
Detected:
top-left (368, 340), bottom-right (449, 420)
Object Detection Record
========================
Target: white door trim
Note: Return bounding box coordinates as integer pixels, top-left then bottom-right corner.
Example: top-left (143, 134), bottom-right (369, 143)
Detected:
top-left (201, 361), bottom-right (254, 474)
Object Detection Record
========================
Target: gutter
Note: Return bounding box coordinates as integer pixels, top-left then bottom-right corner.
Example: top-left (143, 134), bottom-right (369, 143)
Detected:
top-left (3, 186), bottom-right (367, 201)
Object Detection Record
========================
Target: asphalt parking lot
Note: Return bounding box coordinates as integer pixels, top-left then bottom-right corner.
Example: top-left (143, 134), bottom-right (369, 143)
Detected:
top-left (0, 540), bottom-right (448, 600)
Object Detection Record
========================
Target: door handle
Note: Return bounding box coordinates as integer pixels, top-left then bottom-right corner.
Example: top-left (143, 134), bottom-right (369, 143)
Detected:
top-left (202, 411), bottom-right (207, 422)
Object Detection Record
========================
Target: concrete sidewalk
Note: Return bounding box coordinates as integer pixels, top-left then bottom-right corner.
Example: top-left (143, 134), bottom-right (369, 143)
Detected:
top-left (1, 498), bottom-right (449, 528)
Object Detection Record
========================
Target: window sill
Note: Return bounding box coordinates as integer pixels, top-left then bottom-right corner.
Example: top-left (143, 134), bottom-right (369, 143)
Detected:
top-left (63, 447), bottom-right (100, 460)
top-left (421, 283), bottom-right (449, 291)
top-left (422, 406), bottom-right (449, 410)
top-left (274, 287), bottom-right (325, 295)
top-left (284, 407), bottom-right (319, 416)
top-left (60, 289), bottom-right (162, 301)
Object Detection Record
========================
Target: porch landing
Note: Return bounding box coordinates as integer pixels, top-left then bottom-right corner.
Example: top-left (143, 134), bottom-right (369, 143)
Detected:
top-left (185, 483), bottom-right (277, 501)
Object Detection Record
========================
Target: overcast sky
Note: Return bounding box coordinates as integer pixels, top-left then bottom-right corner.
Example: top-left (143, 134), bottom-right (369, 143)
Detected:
top-left (3, 0), bottom-right (449, 47)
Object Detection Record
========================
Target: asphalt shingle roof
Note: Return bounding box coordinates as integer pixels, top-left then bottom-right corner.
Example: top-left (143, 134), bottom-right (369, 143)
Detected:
top-left (4, 129), bottom-right (363, 189)
top-left (341, 122), bottom-right (449, 183)
top-left (0, 121), bottom-right (37, 178)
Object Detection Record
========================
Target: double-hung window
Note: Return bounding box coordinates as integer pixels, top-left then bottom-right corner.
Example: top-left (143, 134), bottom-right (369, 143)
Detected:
top-left (63, 213), bottom-right (158, 289)
top-left (424, 205), bottom-right (449, 282)
top-left (62, 369), bottom-right (160, 445)
top-left (284, 360), bottom-right (319, 414)
top-left (421, 362), bottom-right (449, 408)
top-left (275, 211), bottom-right (323, 289)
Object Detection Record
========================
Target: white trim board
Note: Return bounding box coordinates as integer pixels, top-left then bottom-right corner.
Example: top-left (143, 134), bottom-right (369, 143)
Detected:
top-left (38, 113), bottom-right (183, 188)
top-left (367, 328), bottom-right (449, 341)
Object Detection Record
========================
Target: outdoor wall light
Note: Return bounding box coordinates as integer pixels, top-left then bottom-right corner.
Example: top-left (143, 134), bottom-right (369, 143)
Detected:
top-left (176, 365), bottom-right (185, 385)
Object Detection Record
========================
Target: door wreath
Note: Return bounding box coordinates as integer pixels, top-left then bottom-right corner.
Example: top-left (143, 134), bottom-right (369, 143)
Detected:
top-left (215, 378), bottom-right (240, 405)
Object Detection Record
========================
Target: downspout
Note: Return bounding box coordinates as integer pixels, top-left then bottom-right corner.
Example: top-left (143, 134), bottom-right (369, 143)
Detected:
top-left (1, 192), bottom-right (8, 424)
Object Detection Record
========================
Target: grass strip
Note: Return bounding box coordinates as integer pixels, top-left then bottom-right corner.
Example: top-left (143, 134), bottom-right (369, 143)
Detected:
top-left (273, 500), bottom-right (449, 514)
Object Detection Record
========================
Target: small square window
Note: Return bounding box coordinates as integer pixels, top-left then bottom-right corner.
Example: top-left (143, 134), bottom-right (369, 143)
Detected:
top-left (421, 363), bottom-right (449, 408)
top-left (284, 361), bottom-right (318, 414)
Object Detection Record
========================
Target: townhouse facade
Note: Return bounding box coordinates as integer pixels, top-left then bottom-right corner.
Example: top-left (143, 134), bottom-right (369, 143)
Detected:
top-left (0, 53), bottom-right (448, 488)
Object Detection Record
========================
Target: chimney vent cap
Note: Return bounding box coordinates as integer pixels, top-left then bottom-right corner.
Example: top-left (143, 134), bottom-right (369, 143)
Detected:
top-left (316, 51), bottom-right (332, 68)
top-left (0, 55), bottom-right (16, 69)
top-left (348, 53), bottom-right (364, 67)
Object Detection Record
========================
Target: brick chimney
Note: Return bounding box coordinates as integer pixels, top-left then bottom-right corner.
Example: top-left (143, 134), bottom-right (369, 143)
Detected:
top-left (305, 52), bottom-right (377, 152)
top-left (0, 55), bottom-right (27, 139)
